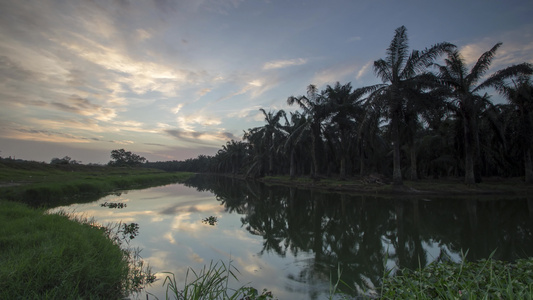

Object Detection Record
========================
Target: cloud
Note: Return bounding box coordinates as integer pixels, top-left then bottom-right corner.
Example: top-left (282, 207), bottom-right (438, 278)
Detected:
top-left (458, 26), bottom-right (533, 69)
top-left (263, 58), bottom-right (307, 70)
top-left (177, 113), bottom-right (222, 132)
top-left (356, 61), bottom-right (373, 80)
top-left (51, 95), bottom-right (117, 121)
top-left (171, 103), bottom-right (185, 114)
top-left (311, 62), bottom-right (359, 87)
top-left (165, 129), bottom-right (238, 145)
top-left (5, 128), bottom-right (95, 144)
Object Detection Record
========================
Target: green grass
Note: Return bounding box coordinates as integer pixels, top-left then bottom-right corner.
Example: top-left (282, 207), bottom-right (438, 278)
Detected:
top-left (160, 260), bottom-right (274, 300)
top-left (0, 201), bottom-right (135, 299)
top-left (0, 162), bottom-right (194, 207)
top-left (0, 161), bottom-right (194, 298)
top-left (378, 253), bottom-right (533, 299)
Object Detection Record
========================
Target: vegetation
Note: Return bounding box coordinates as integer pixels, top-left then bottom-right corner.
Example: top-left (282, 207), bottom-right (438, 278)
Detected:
top-left (0, 157), bottom-right (193, 207)
top-left (378, 254), bottom-right (533, 299)
top-left (160, 260), bottom-right (274, 300)
top-left (144, 26), bottom-right (533, 187)
top-left (109, 148), bottom-right (147, 167)
top-left (0, 157), bottom-right (195, 299)
top-left (0, 201), bottom-right (153, 299)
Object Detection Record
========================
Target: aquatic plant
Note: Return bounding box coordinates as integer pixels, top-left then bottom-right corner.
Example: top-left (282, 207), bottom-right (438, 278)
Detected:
top-left (202, 215), bottom-right (218, 226)
top-left (378, 251), bottom-right (533, 299)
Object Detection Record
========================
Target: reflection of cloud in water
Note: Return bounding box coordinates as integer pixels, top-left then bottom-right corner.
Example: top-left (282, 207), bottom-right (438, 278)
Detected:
top-left (159, 202), bottom-right (224, 215)
top-left (188, 252), bottom-right (204, 264)
top-left (164, 232), bottom-right (176, 244)
top-left (221, 229), bottom-right (260, 247)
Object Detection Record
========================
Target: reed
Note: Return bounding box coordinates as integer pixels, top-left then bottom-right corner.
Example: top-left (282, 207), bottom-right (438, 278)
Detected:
top-left (158, 260), bottom-right (274, 300)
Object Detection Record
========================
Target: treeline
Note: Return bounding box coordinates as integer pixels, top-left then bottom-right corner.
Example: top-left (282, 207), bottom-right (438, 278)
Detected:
top-left (146, 26), bottom-right (533, 185)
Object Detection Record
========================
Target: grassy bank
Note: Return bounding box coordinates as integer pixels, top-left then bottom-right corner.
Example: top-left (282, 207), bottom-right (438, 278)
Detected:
top-left (0, 161), bottom-right (194, 207)
top-left (0, 201), bottom-right (133, 299)
top-left (0, 161), bottom-right (195, 298)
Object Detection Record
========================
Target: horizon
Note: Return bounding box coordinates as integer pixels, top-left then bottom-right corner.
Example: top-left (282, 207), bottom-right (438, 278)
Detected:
top-left (1, 0), bottom-right (532, 164)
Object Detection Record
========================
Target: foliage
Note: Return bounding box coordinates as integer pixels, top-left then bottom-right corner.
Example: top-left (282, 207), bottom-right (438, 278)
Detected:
top-left (109, 149), bottom-right (146, 167)
top-left (202, 215), bottom-right (218, 226)
top-left (50, 156), bottom-right (81, 165)
top-left (379, 255), bottom-right (533, 299)
top-left (159, 260), bottom-right (275, 300)
top-left (101, 201), bottom-right (127, 208)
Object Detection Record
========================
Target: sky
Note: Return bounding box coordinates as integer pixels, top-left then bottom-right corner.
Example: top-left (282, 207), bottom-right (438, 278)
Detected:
top-left (1, 0), bottom-right (532, 164)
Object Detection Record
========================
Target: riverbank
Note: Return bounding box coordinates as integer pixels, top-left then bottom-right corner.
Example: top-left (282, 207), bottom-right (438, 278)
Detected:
top-left (0, 200), bottom-right (132, 299)
top-left (0, 161), bottom-right (194, 298)
top-left (0, 160), bottom-right (194, 207)
top-left (256, 175), bottom-right (533, 197)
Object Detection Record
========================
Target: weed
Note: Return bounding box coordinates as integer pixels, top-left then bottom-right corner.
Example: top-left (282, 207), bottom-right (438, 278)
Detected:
top-left (157, 260), bottom-right (275, 300)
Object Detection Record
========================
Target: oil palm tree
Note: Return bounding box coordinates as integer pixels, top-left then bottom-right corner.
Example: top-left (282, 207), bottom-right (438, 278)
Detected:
top-left (435, 43), bottom-right (532, 184)
top-left (281, 111), bottom-right (310, 178)
top-left (368, 26), bottom-right (455, 185)
top-left (323, 82), bottom-right (365, 179)
top-left (244, 109), bottom-right (287, 176)
top-left (287, 84), bottom-right (329, 178)
top-left (492, 75), bottom-right (533, 183)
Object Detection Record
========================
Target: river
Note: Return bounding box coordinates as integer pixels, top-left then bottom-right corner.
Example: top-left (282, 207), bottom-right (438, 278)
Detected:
top-left (51, 175), bottom-right (533, 299)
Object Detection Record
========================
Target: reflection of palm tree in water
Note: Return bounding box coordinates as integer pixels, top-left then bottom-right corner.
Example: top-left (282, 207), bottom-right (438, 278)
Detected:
top-left (189, 175), bottom-right (533, 297)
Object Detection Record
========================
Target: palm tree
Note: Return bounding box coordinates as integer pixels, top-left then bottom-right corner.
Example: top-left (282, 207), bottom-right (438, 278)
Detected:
top-left (324, 82), bottom-right (352, 178)
top-left (215, 140), bottom-right (248, 174)
top-left (492, 75), bottom-right (533, 183)
top-left (287, 84), bottom-right (329, 178)
top-left (435, 43), bottom-right (532, 184)
top-left (323, 82), bottom-right (367, 179)
top-left (368, 26), bottom-right (455, 185)
top-left (244, 109), bottom-right (287, 176)
top-left (281, 111), bottom-right (310, 178)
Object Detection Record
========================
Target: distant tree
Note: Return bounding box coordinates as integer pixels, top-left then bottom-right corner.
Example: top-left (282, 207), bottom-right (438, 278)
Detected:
top-left (109, 149), bottom-right (146, 166)
top-left (51, 156), bottom-right (72, 165)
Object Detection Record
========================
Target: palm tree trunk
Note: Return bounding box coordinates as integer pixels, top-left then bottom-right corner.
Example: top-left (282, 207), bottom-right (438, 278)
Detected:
top-left (410, 144), bottom-right (418, 181)
top-left (311, 133), bottom-right (320, 178)
top-left (289, 148), bottom-right (296, 179)
top-left (392, 116), bottom-right (403, 185)
top-left (340, 154), bottom-right (346, 179)
top-left (525, 148), bottom-right (533, 184)
top-left (268, 153), bottom-right (274, 175)
top-left (464, 116), bottom-right (476, 185)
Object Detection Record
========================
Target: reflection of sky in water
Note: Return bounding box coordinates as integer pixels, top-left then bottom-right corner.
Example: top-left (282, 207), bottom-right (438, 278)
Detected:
top-left (51, 183), bottom-right (331, 299)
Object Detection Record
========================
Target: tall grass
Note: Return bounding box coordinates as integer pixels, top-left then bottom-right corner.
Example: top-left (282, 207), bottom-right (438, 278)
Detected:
top-left (378, 251), bottom-right (533, 299)
top-left (158, 260), bottom-right (274, 300)
top-left (0, 201), bottom-right (154, 299)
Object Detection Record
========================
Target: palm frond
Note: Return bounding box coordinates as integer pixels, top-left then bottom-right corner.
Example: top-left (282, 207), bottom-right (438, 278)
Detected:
top-left (475, 62), bottom-right (533, 93)
top-left (373, 58), bottom-right (393, 83)
top-left (386, 25), bottom-right (409, 74)
top-left (465, 42), bottom-right (502, 88)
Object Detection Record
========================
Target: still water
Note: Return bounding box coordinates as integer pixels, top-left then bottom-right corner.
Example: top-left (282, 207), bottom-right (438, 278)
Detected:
top-left (52, 175), bottom-right (533, 299)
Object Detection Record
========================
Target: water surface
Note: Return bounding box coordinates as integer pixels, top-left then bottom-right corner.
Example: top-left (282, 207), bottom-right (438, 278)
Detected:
top-left (53, 175), bottom-right (533, 299)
